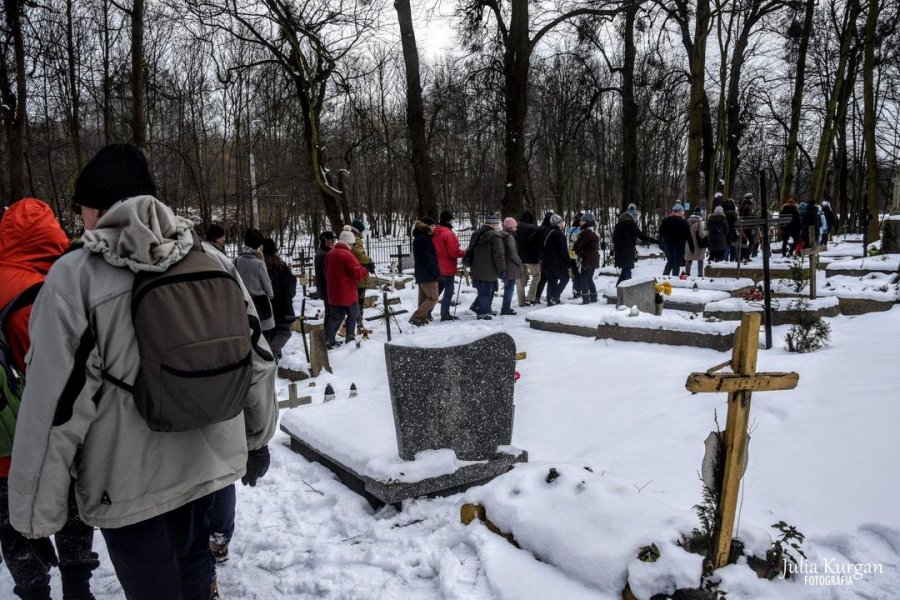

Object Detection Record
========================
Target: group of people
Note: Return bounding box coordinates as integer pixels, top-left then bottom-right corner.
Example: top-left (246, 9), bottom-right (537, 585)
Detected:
top-left (0, 144), bottom-right (278, 600)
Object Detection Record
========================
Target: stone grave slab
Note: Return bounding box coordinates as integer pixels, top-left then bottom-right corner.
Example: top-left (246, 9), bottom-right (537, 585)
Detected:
top-left (656, 275), bottom-right (756, 298)
top-left (615, 276), bottom-right (657, 313)
top-left (703, 296), bottom-right (840, 326)
top-left (385, 332), bottom-right (516, 461)
top-left (595, 311), bottom-right (739, 352)
top-left (526, 303), bottom-right (615, 338)
top-left (825, 255), bottom-right (900, 278)
top-left (770, 273), bottom-right (898, 315)
top-left (604, 286), bottom-right (730, 313)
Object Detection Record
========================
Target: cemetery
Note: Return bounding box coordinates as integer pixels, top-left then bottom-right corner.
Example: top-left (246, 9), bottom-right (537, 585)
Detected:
top-left (194, 232), bottom-right (895, 600)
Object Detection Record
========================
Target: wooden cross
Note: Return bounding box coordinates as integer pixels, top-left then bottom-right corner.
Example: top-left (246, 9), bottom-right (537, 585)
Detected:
top-left (800, 226), bottom-right (826, 300)
top-left (685, 313), bottom-right (799, 569)
top-left (364, 290), bottom-right (408, 342)
top-left (390, 244), bottom-right (410, 273)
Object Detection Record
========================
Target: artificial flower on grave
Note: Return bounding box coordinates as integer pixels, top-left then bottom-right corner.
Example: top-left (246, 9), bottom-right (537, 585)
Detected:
top-left (654, 281), bottom-right (673, 305)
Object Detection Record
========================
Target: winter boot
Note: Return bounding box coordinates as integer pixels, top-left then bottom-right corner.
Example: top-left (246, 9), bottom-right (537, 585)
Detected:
top-left (210, 539), bottom-right (229, 564)
top-left (209, 575), bottom-right (221, 600)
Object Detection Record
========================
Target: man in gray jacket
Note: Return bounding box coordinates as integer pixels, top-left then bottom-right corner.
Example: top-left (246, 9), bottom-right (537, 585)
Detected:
top-left (466, 215), bottom-right (506, 320)
top-left (9, 144), bottom-right (277, 600)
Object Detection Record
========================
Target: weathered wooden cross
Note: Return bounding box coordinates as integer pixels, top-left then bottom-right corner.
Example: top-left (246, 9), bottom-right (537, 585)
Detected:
top-left (685, 313), bottom-right (799, 569)
top-left (800, 226), bottom-right (827, 300)
top-left (390, 244), bottom-right (410, 273)
top-left (364, 290), bottom-right (408, 342)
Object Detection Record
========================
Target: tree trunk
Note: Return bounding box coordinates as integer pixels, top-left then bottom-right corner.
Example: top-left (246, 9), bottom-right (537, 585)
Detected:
top-left (131, 0), bottom-right (147, 151)
top-left (810, 0), bottom-right (861, 202)
top-left (862, 0), bottom-right (880, 240)
top-left (1, 0), bottom-right (28, 204)
top-left (833, 113), bottom-right (849, 231)
top-left (102, 0), bottom-right (113, 143)
top-left (621, 4), bottom-right (639, 212)
top-left (724, 33), bottom-right (751, 196)
top-left (780, 0), bottom-right (815, 205)
top-left (685, 0), bottom-right (710, 206)
top-left (65, 0), bottom-right (82, 170)
top-left (394, 0), bottom-right (438, 220)
top-left (501, 0), bottom-right (530, 219)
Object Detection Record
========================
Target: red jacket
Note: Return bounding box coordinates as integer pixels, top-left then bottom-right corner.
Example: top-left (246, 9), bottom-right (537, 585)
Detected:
top-left (324, 242), bottom-right (369, 306)
top-left (0, 198), bottom-right (69, 477)
top-left (432, 225), bottom-right (466, 276)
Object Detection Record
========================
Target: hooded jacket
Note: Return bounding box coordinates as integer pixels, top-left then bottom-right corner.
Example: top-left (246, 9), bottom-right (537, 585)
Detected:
top-left (612, 212), bottom-right (656, 269)
top-left (347, 226), bottom-right (373, 286)
top-left (8, 195), bottom-right (277, 537)
top-left (541, 226), bottom-right (570, 273)
top-left (324, 242), bottom-right (369, 306)
top-left (412, 221), bottom-right (440, 283)
top-left (659, 214), bottom-right (695, 255)
top-left (432, 223), bottom-right (465, 276)
top-left (706, 213), bottom-right (729, 252)
top-left (314, 239), bottom-right (331, 304)
top-left (235, 246), bottom-right (275, 330)
top-left (0, 199), bottom-right (70, 478)
top-left (685, 214), bottom-right (707, 261)
top-left (573, 226), bottom-right (601, 270)
top-left (467, 225), bottom-right (505, 281)
top-left (516, 211), bottom-right (539, 263)
top-left (499, 228), bottom-right (523, 280)
top-left (532, 213), bottom-right (555, 262)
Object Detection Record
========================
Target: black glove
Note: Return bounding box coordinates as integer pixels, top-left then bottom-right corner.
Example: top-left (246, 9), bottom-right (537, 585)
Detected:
top-left (365, 262), bottom-right (376, 274)
top-left (241, 445), bottom-right (270, 487)
top-left (28, 537), bottom-right (59, 568)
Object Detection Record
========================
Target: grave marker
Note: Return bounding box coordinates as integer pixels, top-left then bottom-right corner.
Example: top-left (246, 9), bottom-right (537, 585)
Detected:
top-left (800, 231), bottom-right (827, 300)
top-left (684, 313), bottom-right (799, 569)
top-left (616, 277), bottom-right (657, 314)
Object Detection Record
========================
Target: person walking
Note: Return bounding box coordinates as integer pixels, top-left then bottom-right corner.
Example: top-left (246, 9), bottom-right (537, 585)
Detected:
top-left (410, 219), bottom-right (440, 326)
top-left (465, 215), bottom-right (505, 320)
top-left (515, 210), bottom-right (539, 306)
top-left (346, 220), bottom-right (375, 335)
top-left (529, 212), bottom-right (555, 304)
top-left (325, 230), bottom-right (369, 346)
top-left (314, 231), bottom-right (336, 318)
top-left (432, 210), bottom-right (466, 321)
top-left (821, 201), bottom-right (836, 245)
top-left (205, 224), bottom-right (226, 254)
top-left (779, 198), bottom-right (801, 257)
top-left (568, 212), bottom-right (583, 300)
top-left (573, 212), bottom-right (600, 303)
top-left (739, 193), bottom-right (758, 260)
top-left (8, 144), bottom-right (277, 600)
top-left (542, 214), bottom-right (570, 305)
top-left (235, 228), bottom-right (275, 339)
top-left (612, 204), bottom-right (657, 285)
top-left (707, 206), bottom-right (730, 262)
top-left (261, 238), bottom-right (297, 359)
top-left (723, 198), bottom-right (740, 262)
top-left (658, 204), bottom-right (695, 276)
top-left (0, 198), bottom-right (99, 600)
top-left (499, 218), bottom-right (523, 315)
top-left (685, 207), bottom-right (707, 276)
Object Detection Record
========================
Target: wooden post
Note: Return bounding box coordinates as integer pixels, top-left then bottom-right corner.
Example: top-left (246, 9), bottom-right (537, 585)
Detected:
top-left (306, 322), bottom-right (331, 377)
top-left (808, 226), bottom-right (817, 299)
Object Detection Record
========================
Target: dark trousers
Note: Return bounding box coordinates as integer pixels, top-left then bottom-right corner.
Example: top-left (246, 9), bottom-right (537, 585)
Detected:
top-left (0, 478), bottom-right (97, 599)
top-left (571, 263), bottom-right (581, 296)
top-left (616, 267), bottom-right (633, 286)
top-left (780, 230), bottom-right (798, 256)
top-left (437, 275), bottom-right (456, 318)
top-left (473, 279), bottom-right (495, 315)
top-left (545, 269), bottom-right (569, 303)
top-left (208, 484), bottom-right (235, 547)
top-left (663, 250), bottom-right (685, 276)
top-left (579, 268), bottom-right (596, 301)
top-left (325, 302), bottom-right (360, 343)
top-left (263, 324), bottom-right (291, 360)
top-left (102, 493), bottom-right (215, 600)
top-left (535, 267), bottom-right (548, 302)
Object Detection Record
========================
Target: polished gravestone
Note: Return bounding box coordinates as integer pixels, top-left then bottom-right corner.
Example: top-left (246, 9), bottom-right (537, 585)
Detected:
top-left (281, 332), bottom-right (527, 508)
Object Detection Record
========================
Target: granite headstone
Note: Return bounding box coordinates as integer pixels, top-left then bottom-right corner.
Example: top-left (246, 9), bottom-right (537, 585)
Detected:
top-left (616, 276), bottom-right (657, 314)
top-left (384, 332), bottom-right (516, 461)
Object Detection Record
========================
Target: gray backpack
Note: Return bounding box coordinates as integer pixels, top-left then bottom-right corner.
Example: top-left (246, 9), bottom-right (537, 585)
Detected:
top-left (123, 233), bottom-right (254, 432)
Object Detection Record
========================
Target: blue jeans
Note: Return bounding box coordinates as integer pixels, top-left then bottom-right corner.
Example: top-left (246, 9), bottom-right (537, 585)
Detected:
top-left (438, 274), bottom-right (455, 318)
top-left (209, 484), bottom-right (235, 546)
top-left (579, 268), bottom-right (596, 300)
top-left (545, 269), bottom-right (569, 303)
top-left (102, 492), bottom-right (214, 600)
top-left (663, 250), bottom-right (685, 276)
top-left (325, 302), bottom-right (360, 342)
top-left (502, 279), bottom-right (516, 312)
top-left (473, 279), bottom-right (495, 315)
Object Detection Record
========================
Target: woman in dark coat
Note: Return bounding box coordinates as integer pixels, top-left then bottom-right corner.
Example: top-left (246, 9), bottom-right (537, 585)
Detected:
top-left (573, 212), bottom-right (600, 303)
top-left (262, 238), bottom-right (297, 359)
top-left (612, 205), bottom-right (657, 285)
top-left (706, 206), bottom-right (729, 262)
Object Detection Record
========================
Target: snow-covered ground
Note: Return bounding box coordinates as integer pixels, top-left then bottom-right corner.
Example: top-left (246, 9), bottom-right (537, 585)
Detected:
top-left (5, 256), bottom-right (899, 599)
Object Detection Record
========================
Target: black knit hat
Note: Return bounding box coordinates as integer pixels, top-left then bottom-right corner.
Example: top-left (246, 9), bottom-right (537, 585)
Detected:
top-left (439, 210), bottom-right (453, 225)
top-left (262, 238), bottom-right (278, 256)
top-left (244, 228), bottom-right (264, 249)
top-left (206, 223), bottom-right (225, 242)
top-left (73, 143), bottom-right (157, 210)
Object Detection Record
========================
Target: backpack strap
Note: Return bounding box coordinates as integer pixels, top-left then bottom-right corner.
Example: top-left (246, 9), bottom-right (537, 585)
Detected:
top-left (0, 282), bottom-right (43, 331)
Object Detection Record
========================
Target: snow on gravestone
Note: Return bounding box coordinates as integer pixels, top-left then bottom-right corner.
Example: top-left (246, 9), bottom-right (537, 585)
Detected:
top-left (616, 276), bottom-right (657, 314)
top-left (384, 332), bottom-right (516, 461)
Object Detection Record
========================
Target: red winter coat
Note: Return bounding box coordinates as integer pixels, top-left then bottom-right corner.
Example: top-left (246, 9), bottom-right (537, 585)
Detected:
top-left (432, 225), bottom-right (466, 276)
top-left (0, 198), bottom-right (69, 477)
top-left (324, 242), bottom-right (369, 306)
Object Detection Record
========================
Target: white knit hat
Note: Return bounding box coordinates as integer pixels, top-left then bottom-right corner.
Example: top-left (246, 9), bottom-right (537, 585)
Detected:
top-left (339, 230), bottom-right (356, 245)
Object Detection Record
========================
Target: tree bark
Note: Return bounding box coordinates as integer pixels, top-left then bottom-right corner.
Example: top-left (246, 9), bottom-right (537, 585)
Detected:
top-left (501, 0), bottom-right (531, 219)
top-left (65, 0), bottom-right (83, 170)
top-left (685, 0), bottom-right (710, 206)
top-left (621, 3), bottom-right (639, 212)
top-left (780, 0), bottom-right (815, 206)
top-left (862, 0), bottom-right (880, 240)
top-left (394, 0), bottom-right (438, 220)
top-left (1, 0), bottom-right (28, 204)
top-left (131, 0), bottom-right (147, 151)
